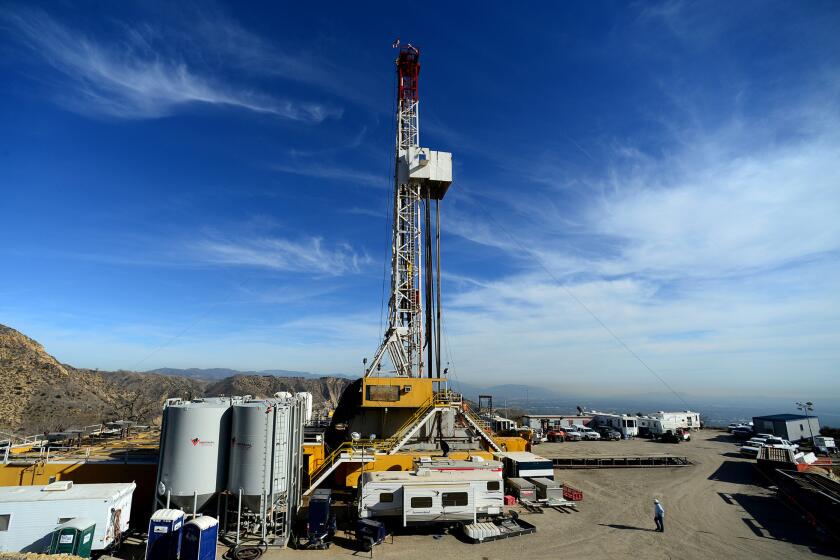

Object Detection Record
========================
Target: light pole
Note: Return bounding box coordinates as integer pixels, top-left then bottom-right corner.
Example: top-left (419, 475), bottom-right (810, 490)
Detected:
top-left (795, 401), bottom-right (816, 448)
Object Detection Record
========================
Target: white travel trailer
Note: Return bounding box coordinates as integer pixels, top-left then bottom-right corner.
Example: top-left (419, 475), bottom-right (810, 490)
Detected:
top-left (358, 470), bottom-right (503, 526)
top-left (589, 412), bottom-right (639, 437)
top-left (651, 411), bottom-right (701, 430)
top-left (0, 481), bottom-right (135, 553)
top-left (636, 416), bottom-right (678, 437)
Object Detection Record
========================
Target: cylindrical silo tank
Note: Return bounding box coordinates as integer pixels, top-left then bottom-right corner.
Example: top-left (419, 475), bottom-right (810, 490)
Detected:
top-left (157, 398), bottom-right (233, 513)
top-left (297, 392), bottom-right (313, 424)
top-left (228, 400), bottom-right (275, 512)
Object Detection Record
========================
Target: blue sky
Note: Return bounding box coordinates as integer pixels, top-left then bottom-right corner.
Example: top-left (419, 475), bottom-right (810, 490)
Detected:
top-left (1, 1), bottom-right (839, 398)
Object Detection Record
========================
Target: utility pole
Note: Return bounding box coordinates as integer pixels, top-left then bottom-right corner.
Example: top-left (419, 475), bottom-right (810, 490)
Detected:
top-left (796, 401), bottom-right (816, 447)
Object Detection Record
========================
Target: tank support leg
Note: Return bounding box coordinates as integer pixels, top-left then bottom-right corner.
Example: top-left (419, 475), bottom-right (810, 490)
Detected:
top-left (236, 488), bottom-right (243, 545)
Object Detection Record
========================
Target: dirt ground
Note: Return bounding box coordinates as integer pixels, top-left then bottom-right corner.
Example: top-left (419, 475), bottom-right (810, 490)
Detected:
top-left (254, 430), bottom-right (838, 560)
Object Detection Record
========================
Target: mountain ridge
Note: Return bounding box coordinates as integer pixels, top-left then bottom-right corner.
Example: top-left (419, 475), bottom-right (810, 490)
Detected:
top-left (0, 324), bottom-right (352, 435)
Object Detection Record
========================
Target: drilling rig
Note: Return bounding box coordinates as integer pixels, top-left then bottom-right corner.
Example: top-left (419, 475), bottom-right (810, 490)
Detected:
top-left (306, 45), bottom-right (523, 496)
top-left (367, 43), bottom-right (451, 379)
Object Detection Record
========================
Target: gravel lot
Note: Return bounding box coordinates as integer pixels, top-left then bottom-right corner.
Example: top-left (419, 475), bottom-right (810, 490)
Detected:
top-left (260, 430), bottom-right (837, 560)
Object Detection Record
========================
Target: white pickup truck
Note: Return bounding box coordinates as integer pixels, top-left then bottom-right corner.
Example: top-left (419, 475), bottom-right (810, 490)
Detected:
top-left (573, 425), bottom-right (601, 440)
top-left (741, 436), bottom-right (798, 458)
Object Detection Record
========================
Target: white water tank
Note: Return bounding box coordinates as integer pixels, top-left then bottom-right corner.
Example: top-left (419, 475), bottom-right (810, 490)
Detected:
top-left (227, 400), bottom-right (273, 512)
top-left (156, 398), bottom-right (233, 513)
top-left (297, 392), bottom-right (313, 424)
top-left (227, 396), bottom-right (305, 513)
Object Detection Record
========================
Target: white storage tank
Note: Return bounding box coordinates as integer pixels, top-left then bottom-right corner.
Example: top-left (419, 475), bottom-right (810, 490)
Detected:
top-left (156, 398), bottom-right (234, 513)
top-left (227, 396), bottom-right (306, 514)
top-left (297, 392), bottom-right (313, 424)
top-left (227, 400), bottom-right (275, 512)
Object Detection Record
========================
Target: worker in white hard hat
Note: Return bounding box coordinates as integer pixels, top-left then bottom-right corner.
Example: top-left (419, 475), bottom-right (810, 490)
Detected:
top-left (653, 499), bottom-right (665, 532)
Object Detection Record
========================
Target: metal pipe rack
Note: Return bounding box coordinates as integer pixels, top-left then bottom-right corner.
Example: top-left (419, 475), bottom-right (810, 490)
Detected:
top-left (551, 456), bottom-right (692, 469)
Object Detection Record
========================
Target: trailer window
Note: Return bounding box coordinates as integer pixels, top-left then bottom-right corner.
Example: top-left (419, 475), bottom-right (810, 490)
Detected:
top-left (0, 514), bottom-right (9, 531)
top-left (379, 493), bottom-right (394, 503)
top-left (442, 492), bottom-right (469, 507)
top-left (487, 481), bottom-right (500, 491)
top-left (410, 496), bottom-right (433, 508)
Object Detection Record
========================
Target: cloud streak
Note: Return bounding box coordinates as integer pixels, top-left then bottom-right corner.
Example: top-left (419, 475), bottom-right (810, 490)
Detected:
top-left (2, 9), bottom-right (342, 121)
top-left (270, 162), bottom-right (388, 189)
top-left (190, 234), bottom-right (371, 276)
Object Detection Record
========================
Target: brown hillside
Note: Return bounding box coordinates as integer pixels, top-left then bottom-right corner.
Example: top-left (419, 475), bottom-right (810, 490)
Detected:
top-left (0, 324), bottom-right (121, 433)
top-left (205, 374), bottom-right (351, 408)
top-left (0, 324), bottom-right (351, 435)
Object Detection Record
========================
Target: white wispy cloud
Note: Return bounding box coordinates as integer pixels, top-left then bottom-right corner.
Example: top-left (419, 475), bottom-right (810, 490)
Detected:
top-left (270, 162), bottom-right (388, 189)
top-left (190, 234), bottom-right (371, 276)
top-left (2, 9), bottom-right (342, 121)
top-left (439, 98), bottom-right (840, 394)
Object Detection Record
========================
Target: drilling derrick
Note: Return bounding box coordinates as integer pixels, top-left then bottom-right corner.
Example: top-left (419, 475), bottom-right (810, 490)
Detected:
top-left (311, 46), bottom-right (503, 494)
top-left (367, 44), bottom-right (452, 379)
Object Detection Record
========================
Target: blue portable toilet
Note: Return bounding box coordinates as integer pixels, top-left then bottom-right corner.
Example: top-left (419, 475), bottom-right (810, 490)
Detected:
top-left (180, 516), bottom-right (218, 560)
top-left (146, 509), bottom-right (185, 560)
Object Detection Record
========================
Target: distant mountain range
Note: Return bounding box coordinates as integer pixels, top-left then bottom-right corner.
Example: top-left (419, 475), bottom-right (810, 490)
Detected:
top-left (0, 324), bottom-right (351, 435)
top-left (146, 367), bottom-right (352, 381)
top-left (4, 322), bottom-right (837, 433)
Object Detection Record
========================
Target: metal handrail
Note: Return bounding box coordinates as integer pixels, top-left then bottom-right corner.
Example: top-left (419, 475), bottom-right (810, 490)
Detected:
top-left (307, 390), bottom-right (484, 484)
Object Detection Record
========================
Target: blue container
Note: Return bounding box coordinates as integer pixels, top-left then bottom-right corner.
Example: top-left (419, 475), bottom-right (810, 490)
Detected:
top-left (146, 509), bottom-right (185, 560)
top-left (180, 516), bottom-right (218, 560)
top-left (308, 489), bottom-right (332, 537)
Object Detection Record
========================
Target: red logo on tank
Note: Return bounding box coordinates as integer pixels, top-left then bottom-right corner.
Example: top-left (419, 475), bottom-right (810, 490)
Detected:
top-left (191, 438), bottom-right (199, 446)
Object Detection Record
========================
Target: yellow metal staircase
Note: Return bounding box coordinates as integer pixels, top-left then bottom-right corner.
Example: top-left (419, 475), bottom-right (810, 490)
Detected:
top-left (303, 390), bottom-right (501, 494)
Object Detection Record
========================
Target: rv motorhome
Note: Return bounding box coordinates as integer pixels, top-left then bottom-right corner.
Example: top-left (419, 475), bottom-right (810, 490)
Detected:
top-left (358, 470), bottom-right (504, 526)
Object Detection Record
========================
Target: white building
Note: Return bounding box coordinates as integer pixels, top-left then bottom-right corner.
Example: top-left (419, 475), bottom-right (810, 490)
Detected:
top-left (0, 481), bottom-right (135, 553)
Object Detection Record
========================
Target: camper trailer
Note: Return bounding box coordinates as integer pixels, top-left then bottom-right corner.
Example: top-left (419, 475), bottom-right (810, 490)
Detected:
top-left (589, 412), bottom-right (639, 438)
top-left (358, 470), bottom-right (503, 526)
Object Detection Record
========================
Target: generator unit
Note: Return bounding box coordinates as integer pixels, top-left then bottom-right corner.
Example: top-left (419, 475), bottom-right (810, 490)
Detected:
top-left (145, 509), bottom-right (185, 560)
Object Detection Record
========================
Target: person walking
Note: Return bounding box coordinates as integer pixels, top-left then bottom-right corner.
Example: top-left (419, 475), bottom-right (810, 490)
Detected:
top-left (653, 499), bottom-right (665, 532)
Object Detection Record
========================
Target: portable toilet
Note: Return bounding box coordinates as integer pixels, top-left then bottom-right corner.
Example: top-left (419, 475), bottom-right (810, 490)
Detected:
top-left (308, 489), bottom-right (332, 537)
top-left (180, 516), bottom-right (218, 560)
top-left (146, 509), bottom-right (185, 560)
top-left (50, 518), bottom-right (96, 558)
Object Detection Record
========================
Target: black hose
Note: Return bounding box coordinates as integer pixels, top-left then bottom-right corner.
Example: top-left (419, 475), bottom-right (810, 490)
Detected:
top-left (226, 541), bottom-right (267, 560)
